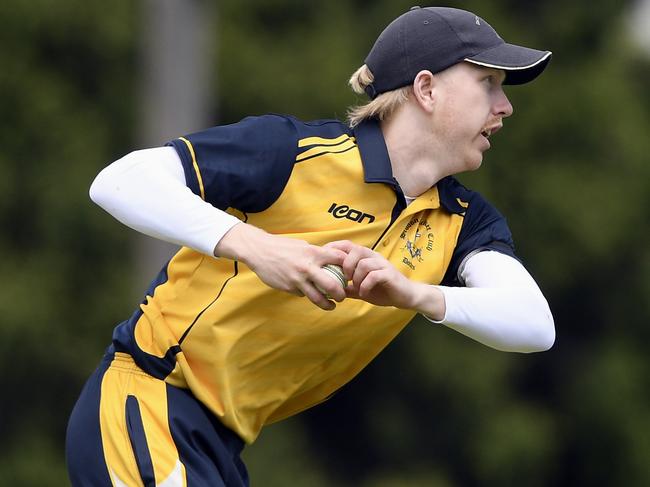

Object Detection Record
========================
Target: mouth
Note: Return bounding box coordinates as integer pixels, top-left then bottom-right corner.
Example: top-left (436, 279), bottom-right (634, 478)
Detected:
top-left (481, 124), bottom-right (502, 140)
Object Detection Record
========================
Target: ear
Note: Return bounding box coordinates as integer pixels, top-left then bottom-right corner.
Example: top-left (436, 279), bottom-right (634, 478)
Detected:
top-left (412, 70), bottom-right (437, 113)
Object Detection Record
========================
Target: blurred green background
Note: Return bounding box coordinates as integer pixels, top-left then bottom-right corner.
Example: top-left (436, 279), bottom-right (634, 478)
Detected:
top-left (1, 0), bottom-right (649, 485)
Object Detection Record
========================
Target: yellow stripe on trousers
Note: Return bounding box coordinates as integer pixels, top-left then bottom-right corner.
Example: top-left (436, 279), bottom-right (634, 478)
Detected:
top-left (99, 352), bottom-right (187, 487)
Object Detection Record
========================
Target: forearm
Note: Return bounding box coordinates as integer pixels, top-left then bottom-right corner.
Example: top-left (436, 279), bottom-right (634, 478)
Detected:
top-left (214, 221), bottom-right (267, 263)
top-left (434, 285), bottom-right (554, 352)
top-left (424, 251), bottom-right (555, 353)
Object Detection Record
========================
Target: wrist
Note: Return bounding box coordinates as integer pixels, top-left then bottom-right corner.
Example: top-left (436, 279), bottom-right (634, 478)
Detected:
top-left (409, 283), bottom-right (446, 321)
top-left (214, 222), bottom-right (265, 265)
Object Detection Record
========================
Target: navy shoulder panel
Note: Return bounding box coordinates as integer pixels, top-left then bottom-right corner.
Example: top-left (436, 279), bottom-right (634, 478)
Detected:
top-left (439, 177), bottom-right (517, 286)
top-left (168, 114), bottom-right (298, 212)
top-left (289, 116), bottom-right (353, 141)
top-left (288, 117), bottom-right (356, 164)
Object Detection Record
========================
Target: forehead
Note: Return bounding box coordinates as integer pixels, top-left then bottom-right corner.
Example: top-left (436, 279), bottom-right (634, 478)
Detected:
top-left (442, 62), bottom-right (507, 83)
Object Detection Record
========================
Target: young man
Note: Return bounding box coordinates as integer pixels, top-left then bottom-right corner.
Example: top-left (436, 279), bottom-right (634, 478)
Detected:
top-left (67, 6), bottom-right (555, 486)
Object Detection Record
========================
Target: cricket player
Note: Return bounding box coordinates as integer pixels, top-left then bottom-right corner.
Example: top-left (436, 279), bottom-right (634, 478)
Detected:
top-left (67, 6), bottom-right (555, 486)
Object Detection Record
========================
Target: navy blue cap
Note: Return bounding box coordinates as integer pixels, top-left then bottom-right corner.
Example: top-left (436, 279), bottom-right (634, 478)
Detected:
top-left (364, 6), bottom-right (552, 99)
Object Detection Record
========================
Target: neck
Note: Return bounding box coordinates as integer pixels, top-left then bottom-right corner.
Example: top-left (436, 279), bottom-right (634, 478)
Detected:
top-left (380, 104), bottom-right (448, 197)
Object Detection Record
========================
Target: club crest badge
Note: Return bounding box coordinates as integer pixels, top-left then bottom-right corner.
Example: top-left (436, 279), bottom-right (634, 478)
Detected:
top-left (400, 216), bottom-right (434, 270)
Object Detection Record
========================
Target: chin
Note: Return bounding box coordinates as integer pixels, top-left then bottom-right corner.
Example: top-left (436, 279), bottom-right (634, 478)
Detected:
top-left (465, 154), bottom-right (484, 172)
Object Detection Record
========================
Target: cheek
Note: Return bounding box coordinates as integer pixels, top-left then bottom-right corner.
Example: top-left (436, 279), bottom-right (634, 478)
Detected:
top-left (434, 96), bottom-right (465, 132)
top-left (436, 97), bottom-right (482, 139)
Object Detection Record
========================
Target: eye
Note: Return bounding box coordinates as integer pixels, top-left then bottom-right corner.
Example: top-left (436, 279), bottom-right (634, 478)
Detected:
top-left (484, 73), bottom-right (504, 89)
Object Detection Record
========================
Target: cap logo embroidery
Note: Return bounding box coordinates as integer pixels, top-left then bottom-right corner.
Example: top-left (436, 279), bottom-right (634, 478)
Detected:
top-left (475, 16), bottom-right (481, 25)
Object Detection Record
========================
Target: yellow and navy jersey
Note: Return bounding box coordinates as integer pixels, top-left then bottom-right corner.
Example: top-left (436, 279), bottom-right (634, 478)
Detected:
top-left (111, 114), bottom-right (516, 444)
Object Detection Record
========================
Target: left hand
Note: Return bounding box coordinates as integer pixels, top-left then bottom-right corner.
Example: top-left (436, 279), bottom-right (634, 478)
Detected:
top-left (324, 240), bottom-right (417, 308)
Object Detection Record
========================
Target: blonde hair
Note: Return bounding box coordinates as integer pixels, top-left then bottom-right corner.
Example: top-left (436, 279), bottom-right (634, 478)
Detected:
top-left (346, 65), bottom-right (411, 128)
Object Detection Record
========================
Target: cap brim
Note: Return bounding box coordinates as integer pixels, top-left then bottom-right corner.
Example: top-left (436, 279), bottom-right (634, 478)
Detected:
top-left (464, 43), bottom-right (552, 85)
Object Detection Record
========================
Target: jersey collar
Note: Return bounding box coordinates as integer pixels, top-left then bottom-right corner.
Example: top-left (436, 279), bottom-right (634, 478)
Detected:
top-left (353, 119), bottom-right (467, 215)
top-left (437, 177), bottom-right (470, 214)
top-left (353, 118), bottom-right (397, 186)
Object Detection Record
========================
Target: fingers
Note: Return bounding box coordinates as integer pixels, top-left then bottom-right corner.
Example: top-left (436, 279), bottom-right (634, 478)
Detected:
top-left (350, 257), bottom-right (384, 289)
top-left (323, 240), bottom-right (356, 253)
top-left (314, 246), bottom-right (348, 267)
top-left (325, 240), bottom-right (415, 308)
top-left (252, 237), bottom-right (355, 310)
top-left (299, 243), bottom-right (349, 308)
top-left (343, 248), bottom-right (378, 282)
top-left (286, 275), bottom-right (340, 311)
top-left (297, 279), bottom-right (337, 311)
top-left (324, 240), bottom-right (386, 286)
top-left (293, 247), bottom-right (349, 309)
top-left (357, 268), bottom-right (391, 297)
top-left (344, 267), bottom-right (388, 302)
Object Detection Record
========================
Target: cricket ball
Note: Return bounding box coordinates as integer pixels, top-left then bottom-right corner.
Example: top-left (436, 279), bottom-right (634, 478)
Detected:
top-left (317, 264), bottom-right (347, 297)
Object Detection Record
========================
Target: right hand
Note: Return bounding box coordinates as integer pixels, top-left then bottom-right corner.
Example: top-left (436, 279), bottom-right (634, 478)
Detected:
top-left (214, 223), bottom-right (348, 310)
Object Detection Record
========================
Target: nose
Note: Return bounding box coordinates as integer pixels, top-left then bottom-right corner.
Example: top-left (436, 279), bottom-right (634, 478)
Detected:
top-left (495, 88), bottom-right (514, 118)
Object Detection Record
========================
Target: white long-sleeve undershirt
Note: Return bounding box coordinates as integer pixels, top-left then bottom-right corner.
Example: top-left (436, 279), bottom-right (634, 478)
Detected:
top-left (89, 147), bottom-right (555, 353)
top-left (89, 147), bottom-right (241, 256)
top-left (432, 250), bottom-right (555, 352)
